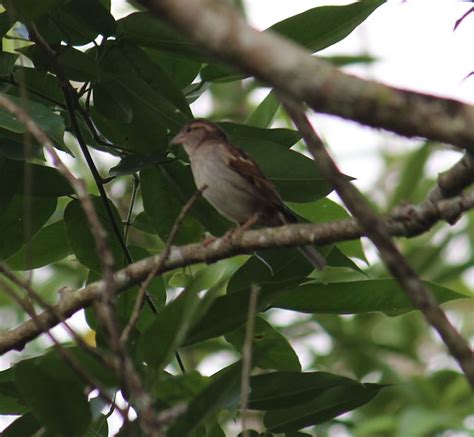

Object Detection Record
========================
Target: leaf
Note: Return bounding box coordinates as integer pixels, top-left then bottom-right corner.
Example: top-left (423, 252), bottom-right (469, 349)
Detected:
top-left (388, 142), bottom-right (431, 209)
top-left (118, 42), bottom-right (192, 117)
top-left (246, 90), bottom-right (280, 128)
top-left (10, 0), bottom-right (62, 21)
top-left (56, 46), bottom-right (101, 82)
top-left (145, 48), bottom-right (202, 88)
top-left (269, 1), bottom-right (385, 53)
top-left (184, 266), bottom-right (296, 346)
top-left (12, 67), bottom-right (64, 106)
top-left (167, 362), bottom-right (242, 437)
top-left (117, 12), bottom-right (203, 59)
top-left (138, 287), bottom-right (200, 370)
top-left (14, 358), bottom-right (91, 436)
top-left (0, 193), bottom-right (56, 259)
top-left (0, 159), bottom-right (73, 199)
top-left (0, 53), bottom-right (18, 77)
top-left (271, 279), bottom-right (467, 316)
top-left (1, 413), bottom-right (41, 437)
top-left (201, 2), bottom-right (384, 83)
top-left (0, 93), bottom-right (66, 148)
top-left (109, 152), bottom-right (169, 176)
top-left (263, 382), bottom-right (383, 432)
top-left (98, 41), bottom-right (187, 132)
top-left (35, 0), bottom-right (116, 46)
top-left (249, 371), bottom-right (367, 410)
top-left (93, 80), bottom-right (133, 123)
top-left (0, 11), bottom-right (17, 37)
top-left (140, 164), bottom-right (204, 244)
top-left (225, 316), bottom-right (301, 371)
top-left (6, 220), bottom-right (71, 270)
top-left (64, 197), bottom-right (126, 272)
top-left (288, 198), bottom-right (366, 263)
top-left (0, 368), bottom-right (28, 415)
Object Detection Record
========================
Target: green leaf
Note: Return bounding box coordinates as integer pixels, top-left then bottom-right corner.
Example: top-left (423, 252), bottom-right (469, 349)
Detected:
top-left (225, 316), bottom-right (301, 371)
top-left (10, 0), bottom-right (62, 21)
top-left (1, 413), bottom-right (41, 437)
top-left (388, 142), bottom-right (431, 209)
top-left (6, 220), bottom-right (71, 270)
top-left (90, 105), bottom-right (168, 154)
top-left (249, 371), bottom-right (366, 410)
top-left (152, 371), bottom-right (209, 404)
top-left (0, 159), bottom-right (73, 199)
top-left (139, 287), bottom-right (200, 370)
top-left (93, 80), bottom-right (133, 123)
top-left (246, 90), bottom-right (280, 128)
top-left (117, 42), bottom-right (192, 117)
top-left (117, 12), bottom-right (203, 59)
top-left (181, 287), bottom-right (274, 347)
top-left (20, 44), bottom-right (99, 82)
top-left (0, 53), bottom-right (18, 77)
top-left (202, 2), bottom-right (384, 83)
top-left (35, 0), bottom-right (116, 46)
top-left (167, 362), bottom-right (242, 437)
top-left (145, 48), bottom-right (202, 88)
top-left (64, 197), bottom-right (125, 271)
top-left (140, 164), bottom-right (204, 244)
top-left (262, 380), bottom-right (383, 432)
top-left (271, 279), bottom-right (467, 316)
top-left (0, 136), bottom-right (43, 160)
top-left (0, 193), bottom-right (56, 259)
top-left (109, 152), bottom-right (168, 176)
top-left (0, 11), bottom-right (16, 37)
top-left (115, 245), bottom-right (167, 332)
top-left (98, 41), bottom-right (187, 132)
top-left (220, 123), bottom-right (331, 202)
top-left (12, 67), bottom-right (64, 106)
top-left (0, 93), bottom-right (66, 148)
top-left (56, 46), bottom-right (100, 82)
top-left (269, 1), bottom-right (385, 53)
top-left (14, 358), bottom-right (91, 436)
top-left (0, 368), bottom-right (28, 415)
top-left (288, 198), bottom-right (366, 262)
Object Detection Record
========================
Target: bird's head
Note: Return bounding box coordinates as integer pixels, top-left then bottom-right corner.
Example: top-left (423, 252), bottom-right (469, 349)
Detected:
top-left (171, 119), bottom-right (227, 153)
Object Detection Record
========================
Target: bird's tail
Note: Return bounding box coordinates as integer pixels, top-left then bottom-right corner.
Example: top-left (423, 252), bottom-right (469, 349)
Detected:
top-left (298, 245), bottom-right (326, 271)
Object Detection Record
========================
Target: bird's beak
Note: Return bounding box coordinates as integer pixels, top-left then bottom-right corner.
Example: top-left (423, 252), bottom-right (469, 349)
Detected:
top-left (170, 131), bottom-right (185, 145)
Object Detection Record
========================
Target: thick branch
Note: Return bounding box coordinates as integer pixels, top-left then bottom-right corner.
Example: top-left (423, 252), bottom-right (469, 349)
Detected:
top-left (140, 0), bottom-right (474, 152)
top-left (1, 188), bottom-right (473, 356)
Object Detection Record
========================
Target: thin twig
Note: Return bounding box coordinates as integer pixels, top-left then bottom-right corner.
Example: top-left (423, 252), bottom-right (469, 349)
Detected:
top-left (0, 93), bottom-right (163, 435)
top-left (25, 24), bottom-right (159, 315)
top-left (0, 263), bottom-right (112, 369)
top-left (1, 186), bottom-right (474, 356)
top-left (124, 174), bottom-right (140, 243)
top-left (280, 96), bottom-right (474, 389)
top-left (120, 187), bottom-right (206, 345)
top-left (0, 276), bottom-right (128, 421)
top-left (240, 285), bottom-right (259, 437)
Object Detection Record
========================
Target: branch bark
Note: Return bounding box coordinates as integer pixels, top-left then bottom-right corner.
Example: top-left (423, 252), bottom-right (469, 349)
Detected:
top-left (140, 0), bottom-right (474, 153)
top-left (280, 96), bottom-right (474, 389)
top-left (1, 187), bottom-right (473, 356)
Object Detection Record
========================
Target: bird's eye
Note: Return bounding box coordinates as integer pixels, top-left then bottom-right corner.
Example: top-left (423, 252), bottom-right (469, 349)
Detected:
top-left (186, 126), bottom-right (193, 132)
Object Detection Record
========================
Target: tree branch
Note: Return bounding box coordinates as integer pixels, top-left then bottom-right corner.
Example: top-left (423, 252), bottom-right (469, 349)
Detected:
top-left (279, 96), bottom-right (474, 389)
top-left (139, 0), bottom-right (474, 153)
top-left (1, 186), bottom-right (473, 356)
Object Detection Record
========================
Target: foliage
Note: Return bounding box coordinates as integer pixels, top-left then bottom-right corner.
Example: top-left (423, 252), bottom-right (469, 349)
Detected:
top-left (0, 0), bottom-right (472, 436)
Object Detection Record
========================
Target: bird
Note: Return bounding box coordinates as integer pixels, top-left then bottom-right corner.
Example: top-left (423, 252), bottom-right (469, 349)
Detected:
top-left (171, 118), bottom-right (326, 270)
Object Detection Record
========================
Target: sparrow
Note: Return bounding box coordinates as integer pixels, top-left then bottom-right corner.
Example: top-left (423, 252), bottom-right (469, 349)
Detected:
top-left (171, 119), bottom-right (326, 270)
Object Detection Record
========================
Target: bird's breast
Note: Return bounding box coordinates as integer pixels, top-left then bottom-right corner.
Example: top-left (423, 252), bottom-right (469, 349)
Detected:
top-left (190, 145), bottom-right (259, 224)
